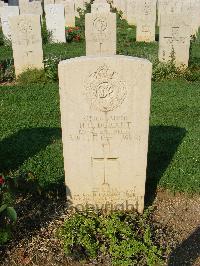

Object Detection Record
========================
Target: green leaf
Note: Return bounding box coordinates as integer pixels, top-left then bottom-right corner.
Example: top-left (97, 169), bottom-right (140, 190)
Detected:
top-left (6, 207), bottom-right (17, 222)
top-left (0, 204), bottom-right (7, 213)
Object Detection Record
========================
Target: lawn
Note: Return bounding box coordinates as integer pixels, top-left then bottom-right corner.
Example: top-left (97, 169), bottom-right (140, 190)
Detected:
top-left (0, 15), bottom-right (200, 199)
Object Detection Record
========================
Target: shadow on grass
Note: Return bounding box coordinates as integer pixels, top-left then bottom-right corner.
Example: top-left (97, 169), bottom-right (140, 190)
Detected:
top-left (0, 127), bottom-right (62, 173)
top-left (168, 227), bottom-right (200, 265)
top-left (0, 127), bottom-right (69, 261)
top-left (145, 126), bottom-right (187, 206)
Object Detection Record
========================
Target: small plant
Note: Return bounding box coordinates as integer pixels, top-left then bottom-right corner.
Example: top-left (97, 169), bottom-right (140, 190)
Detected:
top-left (152, 60), bottom-right (178, 81)
top-left (65, 27), bottom-right (82, 42)
top-left (0, 174), bottom-right (17, 245)
top-left (17, 68), bottom-right (49, 85)
top-left (59, 210), bottom-right (168, 265)
top-left (41, 17), bottom-right (52, 44)
top-left (44, 55), bottom-right (61, 81)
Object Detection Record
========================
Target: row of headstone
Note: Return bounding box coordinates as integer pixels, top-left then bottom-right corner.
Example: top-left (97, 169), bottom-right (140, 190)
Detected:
top-left (2, 0), bottom-right (194, 77)
top-left (0, 1), bottom-right (87, 75)
top-left (87, 0), bottom-right (192, 67)
top-left (110, 0), bottom-right (196, 67)
top-left (0, 3), bottom-right (72, 43)
top-left (112, 0), bottom-right (200, 40)
top-left (1, 0), bottom-right (89, 25)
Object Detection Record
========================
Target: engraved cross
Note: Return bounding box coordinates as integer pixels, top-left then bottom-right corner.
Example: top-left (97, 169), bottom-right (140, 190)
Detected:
top-left (92, 143), bottom-right (118, 185)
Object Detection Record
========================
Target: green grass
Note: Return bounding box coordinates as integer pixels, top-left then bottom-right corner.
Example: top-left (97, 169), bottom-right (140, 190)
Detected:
top-left (147, 79), bottom-right (200, 196)
top-left (0, 78), bottom-right (199, 195)
top-left (0, 83), bottom-right (64, 191)
top-left (43, 41), bottom-right (85, 59)
top-left (0, 15), bottom-right (200, 197)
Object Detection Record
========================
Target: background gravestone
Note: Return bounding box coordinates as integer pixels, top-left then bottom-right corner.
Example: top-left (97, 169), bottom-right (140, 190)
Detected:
top-left (58, 55), bottom-right (152, 213)
top-left (55, 0), bottom-right (75, 27)
top-left (127, 0), bottom-right (137, 26)
top-left (85, 11), bottom-right (116, 56)
top-left (159, 15), bottom-right (191, 67)
top-left (136, 0), bottom-right (157, 42)
top-left (1, 6), bottom-right (19, 41)
top-left (91, 0), bottom-right (110, 13)
top-left (45, 4), bottom-right (66, 43)
top-left (9, 14), bottom-right (44, 76)
top-left (19, 0), bottom-right (30, 14)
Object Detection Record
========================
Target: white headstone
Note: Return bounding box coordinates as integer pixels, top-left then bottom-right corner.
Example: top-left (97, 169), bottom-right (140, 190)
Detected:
top-left (64, 0), bottom-right (75, 27)
top-left (58, 55), bottom-right (152, 213)
top-left (45, 4), bottom-right (66, 43)
top-left (44, 0), bottom-right (55, 9)
top-left (127, 0), bottom-right (137, 25)
top-left (136, 0), bottom-right (157, 42)
top-left (91, 1), bottom-right (110, 13)
top-left (9, 14), bottom-right (44, 76)
top-left (1, 6), bottom-right (19, 41)
top-left (28, 1), bottom-right (43, 16)
top-left (55, 0), bottom-right (75, 27)
top-left (159, 15), bottom-right (191, 67)
top-left (19, 0), bottom-right (42, 16)
top-left (85, 12), bottom-right (116, 56)
top-left (18, 0), bottom-right (29, 14)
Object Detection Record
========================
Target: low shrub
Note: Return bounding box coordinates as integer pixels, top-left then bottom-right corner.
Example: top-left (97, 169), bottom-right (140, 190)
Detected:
top-left (59, 210), bottom-right (169, 265)
top-left (65, 27), bottom-right (82, 42)
top-left (152, 59), bottom-right (200, 82)
top-left (17, 68), bottom-right (49, 85)
top-left (152, 60), bottom-right (178, 81)
top-left (44, 55), bottom-right (61, 81)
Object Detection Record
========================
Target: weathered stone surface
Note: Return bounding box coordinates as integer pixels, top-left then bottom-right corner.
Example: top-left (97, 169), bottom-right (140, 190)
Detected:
top-left (45, 4), bottom-right (66, 43)
top-left (55, 0), bottom-right (75, 27)
top-left (18, 0), bottom-right (29, 14)
top-left (58, 55), bottom-right (152, 213)
top-left (159, 15), bottom-right (191, 67)
top-left (91, 1), bottom-right (110, 13)
top-left (1, 6), bottom-right (19, 40)
top-left (85, 12), bottom-right (116, 56)
top-left (44, 0), bottom-right (55, 8)
top-left (9, 14), bottom-right (44, 76)
top-left (136, 0), bottom-right (157, 42)
top-left (127, 0), bottom-right (137, 25)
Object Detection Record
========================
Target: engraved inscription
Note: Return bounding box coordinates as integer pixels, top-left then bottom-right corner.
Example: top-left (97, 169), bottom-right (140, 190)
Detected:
top-left (93, 17), bottom-right (107, 33)
top-left (92, 16), bottom-right (108, 42)
top-left (72, 188), bottom-right (142, 211)
top-left (84, 64), bottom-right (127, 112)
top-left (14, 18), bottom-right (39, 45)
top-left (68, 115), bottom-right (132, 142)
